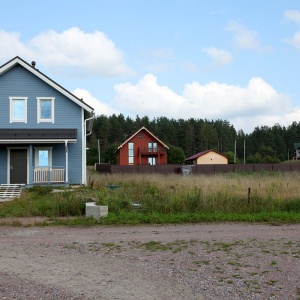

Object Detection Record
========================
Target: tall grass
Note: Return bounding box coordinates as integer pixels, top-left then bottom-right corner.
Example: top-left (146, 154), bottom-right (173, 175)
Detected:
top-left (87, 170), bottom-right (300, 215)
top-left (1, 169), bottom-right (300, 223)
top-left (0, 186), bottom-right (87, 218)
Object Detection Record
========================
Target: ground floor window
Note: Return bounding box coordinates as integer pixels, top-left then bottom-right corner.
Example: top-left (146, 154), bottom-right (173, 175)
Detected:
top-left (34, 147), bottom-right (52, 167)
top-left (148, 157), bottom-right (157, 165)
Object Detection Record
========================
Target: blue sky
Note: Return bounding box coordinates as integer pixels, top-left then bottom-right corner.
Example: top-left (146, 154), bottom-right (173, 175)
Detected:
top-left (1, 0), bottom-right (300, 133)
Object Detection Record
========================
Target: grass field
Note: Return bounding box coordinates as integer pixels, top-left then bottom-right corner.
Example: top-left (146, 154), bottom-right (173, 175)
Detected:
top-left (1, 167), bottom-right (300, 225)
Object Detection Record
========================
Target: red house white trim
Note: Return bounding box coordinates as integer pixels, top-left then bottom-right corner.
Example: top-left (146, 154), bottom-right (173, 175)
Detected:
top-left (116, 127), bottom-right (169, 165)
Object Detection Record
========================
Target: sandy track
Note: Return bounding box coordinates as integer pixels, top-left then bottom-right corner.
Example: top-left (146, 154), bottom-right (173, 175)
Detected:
top-left (0, 223), bottom-right (299, 299)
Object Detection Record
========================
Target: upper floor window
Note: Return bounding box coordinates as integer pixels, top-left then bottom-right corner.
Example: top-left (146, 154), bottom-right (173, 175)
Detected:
top-left (37, 97), bottom-right (55, 123)
top-left (148, 142), bottom-right (157, 152)
top-left (9, 97), bottom-right (27, 123)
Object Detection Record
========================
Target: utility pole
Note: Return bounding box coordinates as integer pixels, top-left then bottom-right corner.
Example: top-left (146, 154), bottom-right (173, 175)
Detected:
top-left (234, 138), bottom-right (245, 164)
top-left (244, 139), bottom-right (246, 164)
top-left (98, 139), bottom-right (100, 163)
top-left (234, 139), bottom-right (236, 164)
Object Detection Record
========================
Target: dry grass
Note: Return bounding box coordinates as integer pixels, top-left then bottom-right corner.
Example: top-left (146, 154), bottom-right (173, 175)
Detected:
top-left (1, 168), bottom-right (299, 221)
top-left (87, 168), bottom-right (300, 203)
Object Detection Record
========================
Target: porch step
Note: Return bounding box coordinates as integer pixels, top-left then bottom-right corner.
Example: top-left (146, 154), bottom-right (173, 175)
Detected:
top-left (0, 184), bottom-right (25, 199)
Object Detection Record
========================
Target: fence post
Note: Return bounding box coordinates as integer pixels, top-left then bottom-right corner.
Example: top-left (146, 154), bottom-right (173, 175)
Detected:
top-left (248, 187), bottom-right (251, 205)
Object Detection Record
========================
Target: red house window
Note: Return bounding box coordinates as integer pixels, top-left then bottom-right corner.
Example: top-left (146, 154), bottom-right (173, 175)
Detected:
top-left (128, 142), bottom-right (134, 164)
top-left (148, 157), bottom-right (157, 165)
top-left (148, 142), bottom-right (157, 152)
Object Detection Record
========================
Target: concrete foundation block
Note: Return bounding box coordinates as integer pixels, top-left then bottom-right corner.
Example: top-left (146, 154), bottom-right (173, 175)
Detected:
top-left (85, 202), bottom-right (108, 219)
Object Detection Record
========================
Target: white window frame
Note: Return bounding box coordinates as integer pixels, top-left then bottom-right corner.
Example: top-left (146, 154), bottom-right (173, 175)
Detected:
top-left (148, 142), bottom-right (157, 152)
top-left (9, 97), bottom-right (28, 123)
top-left (128, 142), bottom-right (134, 165)
top-left (148, 157), bottom-right (157, 165)
top-left (37, 97), bottom-right (55, 123)
top-left (34, 147), bottom-right (53, 168)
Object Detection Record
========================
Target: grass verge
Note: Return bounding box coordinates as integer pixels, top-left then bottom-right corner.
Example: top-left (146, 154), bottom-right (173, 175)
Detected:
top-left (1, 170), bottom-right (300, 226)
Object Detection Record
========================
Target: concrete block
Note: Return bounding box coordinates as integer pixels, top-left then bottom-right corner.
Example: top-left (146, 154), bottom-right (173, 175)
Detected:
top-left (85, 202), bottom-right (108, 219)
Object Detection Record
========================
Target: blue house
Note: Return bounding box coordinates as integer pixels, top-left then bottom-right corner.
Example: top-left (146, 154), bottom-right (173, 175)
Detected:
top-left (0, 56), bottom-right (94, 187)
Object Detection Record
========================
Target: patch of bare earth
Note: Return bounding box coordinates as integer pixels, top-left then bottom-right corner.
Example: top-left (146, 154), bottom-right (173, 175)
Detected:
top-left (0, 222), bottom-right (299, 299)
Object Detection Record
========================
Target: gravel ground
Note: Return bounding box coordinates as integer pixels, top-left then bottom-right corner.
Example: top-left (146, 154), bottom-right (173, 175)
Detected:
top-left (0, 222), bottom-right (299, 300)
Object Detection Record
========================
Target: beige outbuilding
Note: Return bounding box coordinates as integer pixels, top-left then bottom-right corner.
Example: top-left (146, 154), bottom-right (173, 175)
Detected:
top-left (184, 149), bottom-right (228, 165)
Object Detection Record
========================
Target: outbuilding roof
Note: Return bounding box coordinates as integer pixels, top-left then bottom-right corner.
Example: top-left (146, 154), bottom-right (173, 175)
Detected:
top-left (185, 149), bottom-right (227, 161)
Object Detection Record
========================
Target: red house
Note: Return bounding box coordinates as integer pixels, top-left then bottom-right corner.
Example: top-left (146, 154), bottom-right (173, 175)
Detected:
top-left (116, 127), bottom-right (169, 165)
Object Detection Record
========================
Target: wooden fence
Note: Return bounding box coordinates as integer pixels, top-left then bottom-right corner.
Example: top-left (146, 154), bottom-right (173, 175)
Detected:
top-left (95, 164), bottom-right (182, 174)
top-left (33, 168), bottom-right (65, 183)
top-left (95, 163), bottom-right (300, 175)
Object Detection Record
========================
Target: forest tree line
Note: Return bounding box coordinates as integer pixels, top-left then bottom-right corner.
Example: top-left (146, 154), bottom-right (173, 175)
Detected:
top-left (86, 114), bottom-right (300, 165)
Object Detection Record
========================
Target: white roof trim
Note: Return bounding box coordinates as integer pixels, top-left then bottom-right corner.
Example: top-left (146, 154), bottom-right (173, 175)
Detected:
top-left (0, 57), bottom-right (94, 114)
top-left (0, 139), bottom-right (77, 144)
top-left (118, 126), bottom-right (169, 149)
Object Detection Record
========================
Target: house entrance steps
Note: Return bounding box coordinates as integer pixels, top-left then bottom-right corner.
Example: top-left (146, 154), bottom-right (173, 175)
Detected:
top-left (0, 184), bottom-right (25, 202)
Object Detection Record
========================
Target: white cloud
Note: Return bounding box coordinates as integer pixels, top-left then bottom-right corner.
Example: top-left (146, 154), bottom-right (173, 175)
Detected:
top-left (285, 31), bottom-right (300, 50)
top-left (180, 62), bottom-right (199, 72)
top-left (149, 62), bottom-right (177, 73)
top-left (203, 47), bottom-right (233, 66)
top-left (113, 73), bottom-right (293, 133)
top-left (284, 10), bottom-right (300, 50)
top-left (0, 30), bottom-right (33, 58)
top-left (139, 48), bottom-right (176, 73)
top-left (114, 74), bottom-right (187, 116)
top-left (284, 10), bottom-right (300, 24)
top-left (0, 28), bottom-right (132, 77)
top-left (225, 21), bottom-right (271, 52)
top-left (142, 48), bottom-right (174, 59)
top-left (72, 88), bottom-right (119, 117)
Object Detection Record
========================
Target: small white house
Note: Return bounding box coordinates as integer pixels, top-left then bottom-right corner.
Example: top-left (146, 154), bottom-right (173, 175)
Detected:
top-left (184, 149), bottom-right (228, 165)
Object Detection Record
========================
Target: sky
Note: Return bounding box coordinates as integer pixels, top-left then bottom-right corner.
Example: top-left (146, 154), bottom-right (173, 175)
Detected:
top-left (1, 0), bottom-right (300, 133)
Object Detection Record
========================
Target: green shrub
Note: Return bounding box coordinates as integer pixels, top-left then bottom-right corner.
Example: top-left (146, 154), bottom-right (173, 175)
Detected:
top-left (281, 198), bottom-right (300, 212)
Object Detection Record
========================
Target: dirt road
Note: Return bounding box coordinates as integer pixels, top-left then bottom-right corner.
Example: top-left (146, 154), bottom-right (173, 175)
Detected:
top-left (0, 223), bottom-right (299, 299)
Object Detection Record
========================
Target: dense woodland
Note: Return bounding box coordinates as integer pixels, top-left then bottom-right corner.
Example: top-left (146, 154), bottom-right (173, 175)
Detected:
top-left (86, 114), bottom-right (300, 165)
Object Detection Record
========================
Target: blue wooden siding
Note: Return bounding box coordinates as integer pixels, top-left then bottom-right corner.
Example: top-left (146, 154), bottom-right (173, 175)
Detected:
top-left (0, 148), bottom-right (7, 183)
top-left (0, 65), bottom-right (84, 184)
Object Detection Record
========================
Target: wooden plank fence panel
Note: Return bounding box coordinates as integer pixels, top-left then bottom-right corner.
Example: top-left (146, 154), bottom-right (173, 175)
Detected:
top-left (95, 163), bottom-right (300, 175)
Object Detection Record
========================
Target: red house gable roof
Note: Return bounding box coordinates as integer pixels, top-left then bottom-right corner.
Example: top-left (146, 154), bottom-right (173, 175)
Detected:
top-left (185, 149), bottom-right (227, 161)
top-left (117, 126), bottom-right (169, 150)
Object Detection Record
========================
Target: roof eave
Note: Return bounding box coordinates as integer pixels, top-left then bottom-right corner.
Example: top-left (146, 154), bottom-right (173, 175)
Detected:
top-left (117, 126), bottom-right (169, 150)
top-left (0, 139), bottom-right (77, 144)
top-left (0, 56), bottom-right (94, 114)
top-left (184, 149), bottom-right (228, 161)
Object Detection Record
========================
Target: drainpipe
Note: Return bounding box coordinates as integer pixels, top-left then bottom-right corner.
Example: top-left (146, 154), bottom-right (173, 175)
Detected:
top-left (83, 113), bottom-right (95, 185)
top-left (85, 113), bottom-right (94, 137)
top-left (65, 140), bottom-right (68, 183)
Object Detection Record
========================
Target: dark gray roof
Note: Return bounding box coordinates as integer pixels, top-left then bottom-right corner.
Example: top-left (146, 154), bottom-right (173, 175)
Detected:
top-left (0, 129), bottom-right (77, 140)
